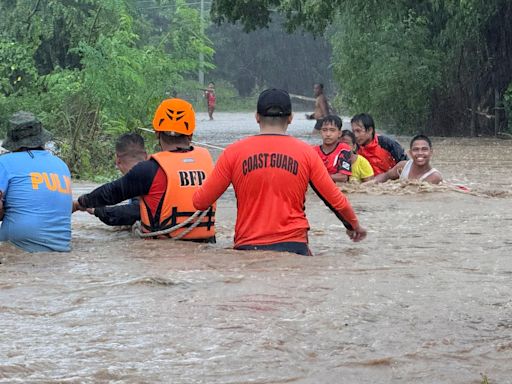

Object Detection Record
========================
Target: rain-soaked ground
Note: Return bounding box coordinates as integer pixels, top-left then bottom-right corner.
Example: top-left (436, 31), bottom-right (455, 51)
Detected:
top-left (1, 112), bottom-right (512, 383)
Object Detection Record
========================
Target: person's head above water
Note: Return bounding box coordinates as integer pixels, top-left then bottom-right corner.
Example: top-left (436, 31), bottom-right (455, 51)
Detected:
top-left (152, 98), bottom-right (195, 149)
top-left (115, 133), bottom-right (147, 175)
top-left (410, 134), bottom-right (432, 149)
top-left (340, 129), bottom-right (357, 152)
top-left (2, 111), bottom-right (51, 152)
top-left (322, 115), bottom-right (342, 130)
top-left (255, 88), bottom-right (293, 132)
top-left (314, 83), bottom-right (324, 97)
top-left (409, 134), bottom-right (434, 167)
top-left (350, 113), bottom-right (375, 146)
top-left (320, 115), bottom-right (343, 147)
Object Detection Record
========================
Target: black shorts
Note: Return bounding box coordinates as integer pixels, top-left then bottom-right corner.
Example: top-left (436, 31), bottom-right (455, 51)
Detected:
top-left (235, 242), bottom-right (312, 256)
top-left (313, 119), bottom-right (324, 130)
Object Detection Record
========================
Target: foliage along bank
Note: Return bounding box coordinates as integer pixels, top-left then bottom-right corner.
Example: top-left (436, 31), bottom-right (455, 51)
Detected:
top-left (211, 0), bottom-right (512, 136)
top-left (0, 0), bottom-right (213, 177)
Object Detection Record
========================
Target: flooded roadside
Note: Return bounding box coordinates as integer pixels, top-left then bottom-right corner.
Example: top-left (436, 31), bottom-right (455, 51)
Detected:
top-left (1, 112), bottom-right (512, 383)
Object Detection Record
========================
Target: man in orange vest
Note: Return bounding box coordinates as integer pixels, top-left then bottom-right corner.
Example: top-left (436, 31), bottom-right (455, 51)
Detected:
top-left (74, 99), bottom-right (216, 242)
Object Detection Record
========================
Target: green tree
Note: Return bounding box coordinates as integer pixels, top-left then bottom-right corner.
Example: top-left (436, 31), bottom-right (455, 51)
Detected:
top-left (0, 0), bottom-right (213, 177)
top-left (211, 0), bottom-right (512, 136)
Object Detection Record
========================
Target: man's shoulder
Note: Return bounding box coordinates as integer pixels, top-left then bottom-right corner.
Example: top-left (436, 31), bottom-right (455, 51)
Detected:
top-left (129, 158), bottom-right (159, 175)
top-left (228, 134), bottom-right (310, 146)
top-left (0, 151), bottom-right (13, 162)
top-left (223, 135), bottom-right (314, 159)
top-left (377, 134), bottom-right (401, 147)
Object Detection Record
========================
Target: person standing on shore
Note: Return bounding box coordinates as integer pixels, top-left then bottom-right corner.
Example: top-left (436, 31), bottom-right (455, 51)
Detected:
top-left (204, 82), bottom-right (216, 120)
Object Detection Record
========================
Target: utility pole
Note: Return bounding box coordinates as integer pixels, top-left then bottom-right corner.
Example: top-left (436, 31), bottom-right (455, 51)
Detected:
top-left (198, 0), bottom-right (205, 87)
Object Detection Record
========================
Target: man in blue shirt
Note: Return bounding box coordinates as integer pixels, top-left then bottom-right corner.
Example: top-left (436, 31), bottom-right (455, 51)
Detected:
top-left (0, 111), bottom-right (72, 252)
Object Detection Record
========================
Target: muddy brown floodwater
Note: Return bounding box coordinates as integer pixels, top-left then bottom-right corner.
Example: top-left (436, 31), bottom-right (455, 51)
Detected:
top-left (1, 112), bottom-right (512, 383)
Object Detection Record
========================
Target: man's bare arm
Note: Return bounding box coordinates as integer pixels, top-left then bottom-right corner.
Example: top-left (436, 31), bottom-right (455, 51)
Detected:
top-left (331, 173), bottom-right (349, 183)
top-left (373, 161), bottom-right (406, 183)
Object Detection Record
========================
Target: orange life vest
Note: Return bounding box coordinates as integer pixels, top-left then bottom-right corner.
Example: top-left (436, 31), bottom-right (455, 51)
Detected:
top-left (139, 148), bottom-right (216, 240)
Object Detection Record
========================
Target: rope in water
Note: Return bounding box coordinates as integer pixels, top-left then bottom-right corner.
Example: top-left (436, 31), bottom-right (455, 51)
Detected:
top-left (132, 208), bottom-right (212, 239)
top-left (133, 128), bottom-right (221, 239)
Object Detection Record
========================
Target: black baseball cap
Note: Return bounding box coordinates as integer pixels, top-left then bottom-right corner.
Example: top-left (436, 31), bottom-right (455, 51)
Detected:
top-left (257, 88), bottom-right (292, 117)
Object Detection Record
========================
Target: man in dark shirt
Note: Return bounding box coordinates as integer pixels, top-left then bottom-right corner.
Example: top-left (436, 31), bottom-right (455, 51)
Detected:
top-left (87, 133), bottom-right (147, 226)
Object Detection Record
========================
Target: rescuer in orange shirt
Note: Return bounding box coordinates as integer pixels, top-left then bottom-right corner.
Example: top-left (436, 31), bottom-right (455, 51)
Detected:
top-left (193, 88), bottom-right (367, 255)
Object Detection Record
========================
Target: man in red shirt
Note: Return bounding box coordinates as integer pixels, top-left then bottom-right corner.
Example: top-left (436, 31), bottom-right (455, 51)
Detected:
top-left (204, 82), bottom-right (216, 120)
top-left (351, 113), bottom-right (408, 175)
top-left (313, 114), bottom-right (353, 183)
top-left (193, 88), bottom-right (367, 255)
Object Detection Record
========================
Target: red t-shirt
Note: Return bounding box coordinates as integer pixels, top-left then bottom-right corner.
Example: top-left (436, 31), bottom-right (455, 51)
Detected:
top-left (205, 90), bottom-right (216, 107)
top-left (193, 134), bottom-right (359, 247)
top-left (313, 142), bottom-right (352, 175)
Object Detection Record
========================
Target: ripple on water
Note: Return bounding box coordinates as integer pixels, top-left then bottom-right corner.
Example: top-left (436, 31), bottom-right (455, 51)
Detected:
top-left (1, 117), bottom-right (512, 383)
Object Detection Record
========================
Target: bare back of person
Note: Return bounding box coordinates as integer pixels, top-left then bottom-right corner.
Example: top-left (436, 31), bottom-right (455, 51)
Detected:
top-left (315, 94), bottom-right (329, 120)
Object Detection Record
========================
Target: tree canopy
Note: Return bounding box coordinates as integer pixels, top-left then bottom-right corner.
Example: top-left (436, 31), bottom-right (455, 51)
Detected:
top-left (0, 0), bottom-right (213, 177)
top-left (211, 0), bottom-right (512, 135)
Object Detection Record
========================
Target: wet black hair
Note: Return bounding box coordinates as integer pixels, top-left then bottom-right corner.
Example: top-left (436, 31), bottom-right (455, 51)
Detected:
top-left (115, 133), bottom-right (146, 159)
top-left (321, 114), bottom-right (342, 129)
top-left (410, 134), bottom-right (432, 149)
top-left (351, 113), bottom-right (375, 138)
top-left (314, 83), bottom-right (324, 89)
top-left (341, 129), bottom-right (356, 144)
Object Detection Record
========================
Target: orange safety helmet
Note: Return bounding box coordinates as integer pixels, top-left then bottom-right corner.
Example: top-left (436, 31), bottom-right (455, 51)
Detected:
top-left (152, 98), bottom-right (195, 135)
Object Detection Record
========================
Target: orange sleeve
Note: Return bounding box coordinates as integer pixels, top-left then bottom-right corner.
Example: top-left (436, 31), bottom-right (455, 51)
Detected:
top-left (193, 150), bottom-right (232, 211)
top-left (308, 150), bottom-right (359, 230)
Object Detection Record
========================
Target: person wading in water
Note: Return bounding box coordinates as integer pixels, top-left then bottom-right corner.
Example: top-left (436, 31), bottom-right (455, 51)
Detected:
top-left (193, 88), bottom-right (367, 255)
top-left (373, 134), bottom-right (443, 184)
top-left (86, 133), bottom-right (148, 226)
top-left (74, 98), bottom-right (216, 242)
top-left (306, 83), bottom-right (330, 134)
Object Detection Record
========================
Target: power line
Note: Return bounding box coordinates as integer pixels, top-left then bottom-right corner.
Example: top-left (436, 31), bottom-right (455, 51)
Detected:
top-left (136, 0), bottom-right (212, 10)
